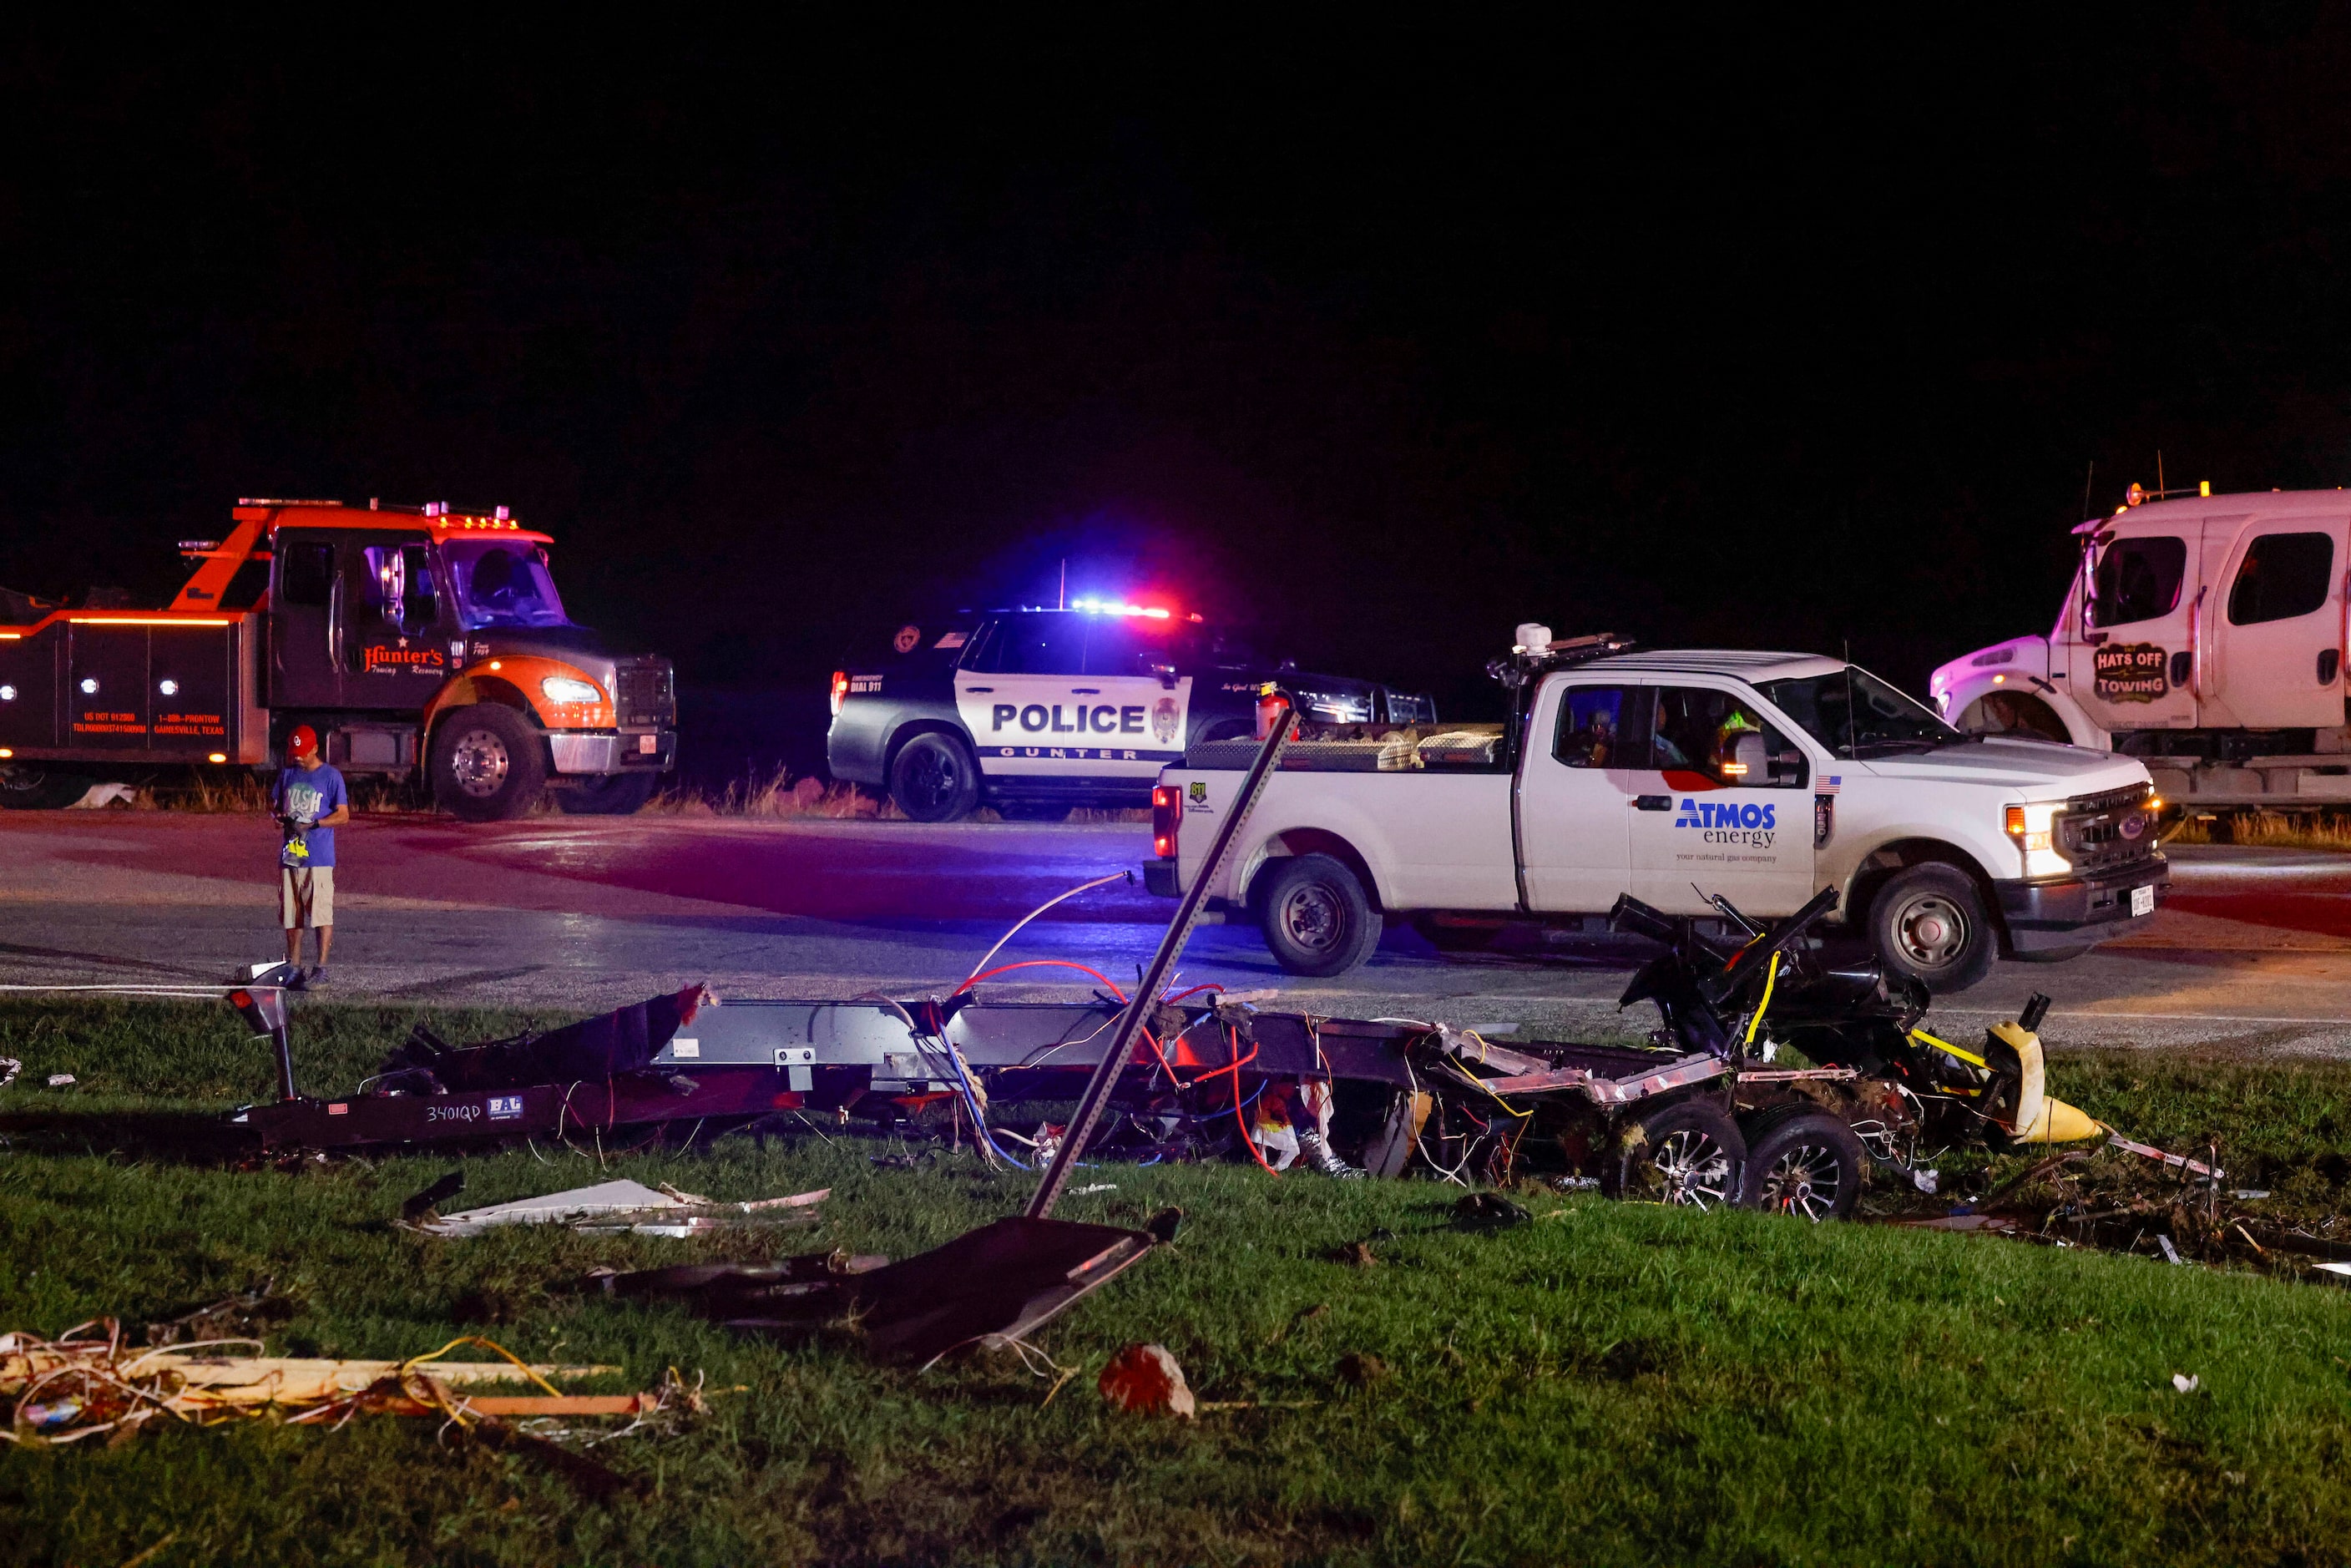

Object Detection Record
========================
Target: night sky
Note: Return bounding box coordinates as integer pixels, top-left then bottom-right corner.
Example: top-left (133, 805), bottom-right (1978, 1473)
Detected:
top-left (8, 13), bottom-right (2351, 771)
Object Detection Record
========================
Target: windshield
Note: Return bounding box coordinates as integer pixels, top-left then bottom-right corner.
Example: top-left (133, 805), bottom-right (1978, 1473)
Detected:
top-left (1756, 666), bottom-right (1962, 758)
top-left (442, 539), bottom-right (574, 630)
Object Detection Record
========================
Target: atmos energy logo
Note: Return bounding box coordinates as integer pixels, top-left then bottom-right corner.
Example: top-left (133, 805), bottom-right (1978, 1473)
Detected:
top-left (1675, 797), bottom-right (1776, 847)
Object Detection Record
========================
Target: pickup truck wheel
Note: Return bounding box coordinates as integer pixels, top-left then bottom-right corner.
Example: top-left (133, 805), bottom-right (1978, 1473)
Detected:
top-left (889, 733), bottom-right (979, 822)
top-left (1258, 852), bottom-right (1381, 977)
top-left (1867, 863), bottom-right (1996, 994)
top-left (557, 771), bottom-right (659, 815)
top-left (1737, 1109), bottom-right (1864, 1222)
top-left (430, 705), bottom-right (548, 822)
top-left (1605, 1100), bottom-right (1745, 1210)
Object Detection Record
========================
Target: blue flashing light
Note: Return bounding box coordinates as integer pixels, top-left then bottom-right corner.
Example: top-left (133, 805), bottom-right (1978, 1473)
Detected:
top-left (1072, 595), bottom-right (1172, 619)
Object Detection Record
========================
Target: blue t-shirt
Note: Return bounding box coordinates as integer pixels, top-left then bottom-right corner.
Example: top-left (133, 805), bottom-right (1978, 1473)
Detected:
top-left (270, 764), bottom-right (348, 868)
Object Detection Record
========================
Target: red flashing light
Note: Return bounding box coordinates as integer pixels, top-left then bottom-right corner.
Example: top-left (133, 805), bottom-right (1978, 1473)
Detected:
top-left (830, 670), bottom-right (849, 716)
top-left (1151, 786), bottom-right (1181, 860)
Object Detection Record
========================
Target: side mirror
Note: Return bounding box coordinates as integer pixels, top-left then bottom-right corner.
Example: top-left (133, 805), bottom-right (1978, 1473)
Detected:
top-left (1150, 661), bottom-right (1178, 690)
top-left (1729, 731), bottom-right (1771, 781)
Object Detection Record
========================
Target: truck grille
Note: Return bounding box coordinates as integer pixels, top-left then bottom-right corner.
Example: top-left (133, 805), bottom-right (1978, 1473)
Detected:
top-left (614, 660), bottom-right (675, 727)
top-left (2058, 781), bottom-right (2156, 872)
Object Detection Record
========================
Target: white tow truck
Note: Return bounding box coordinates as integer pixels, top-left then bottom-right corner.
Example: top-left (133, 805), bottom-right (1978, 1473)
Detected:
top-left (1146, 631), bottom-right (2167, 992)
top-left (1932, 483), bottom-right (2351, 810)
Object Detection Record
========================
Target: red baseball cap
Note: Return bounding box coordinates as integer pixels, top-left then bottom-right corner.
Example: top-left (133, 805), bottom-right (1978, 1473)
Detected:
top-left (287, 725), bottom-right (320, 758)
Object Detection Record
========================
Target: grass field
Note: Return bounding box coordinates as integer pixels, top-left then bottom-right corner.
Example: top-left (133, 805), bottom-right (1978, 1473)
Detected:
top-left (6, 1000), bottom-right (2351, 1566)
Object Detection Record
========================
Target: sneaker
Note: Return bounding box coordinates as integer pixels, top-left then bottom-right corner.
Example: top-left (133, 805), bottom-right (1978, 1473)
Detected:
top-left (304, 965), bottom-right (330, 989)
top-left (1297, 1130), bottom-right (1364, 1179)
top-left (283, 967), bottom-right (307, 992)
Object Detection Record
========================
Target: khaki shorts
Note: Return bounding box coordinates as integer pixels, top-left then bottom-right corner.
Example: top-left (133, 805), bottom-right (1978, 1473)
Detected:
top-left (281, 866), bottom-right (335, 929)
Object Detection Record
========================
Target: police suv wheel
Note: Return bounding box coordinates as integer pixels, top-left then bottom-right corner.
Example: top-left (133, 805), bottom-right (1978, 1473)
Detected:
top-left (1868, 862), bottom-right (1995, 994)
top-left (1257, 852), bottom-right (1380, 977)
top-left (430, 705), bottom-right (547, 822)
top-left (889, 732), bottom-right (978, 822)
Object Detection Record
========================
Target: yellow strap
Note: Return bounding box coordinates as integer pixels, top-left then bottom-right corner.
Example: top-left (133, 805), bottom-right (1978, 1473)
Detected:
top-left (1909, 1028), bottom-right (1986, 1069)
top-left (1743, 953), bottom-right (1780, 1046)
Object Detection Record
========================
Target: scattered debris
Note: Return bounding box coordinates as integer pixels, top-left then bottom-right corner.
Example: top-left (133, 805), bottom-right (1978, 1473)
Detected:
top-left (1068, 1183), bottom-right (1119, 1196)
top-left (1333, 1241), bottom-right (1378, 1268)
top-left (603, 1218), bottom-right (1157, 1367)
top-left (1098, 1343), bottom-right (1196, 1418)
top-left (2158, 1235), bottom-right (2185, 1266)
top-left (1143, 1207), bottom-right (1185, 1244)
top-left (2172, 1373), bottom-right (2201, 1394)
top-left (412, 1180), bottom-right (826, 1238)
top-left (0, 1058), bottom-right (18, 1090)
top-left (3, 1322), bottom-right (656, 1447)
top-left (43, 1075), bottom-right (73, 1090)
top-left (144, 1279), bottom-right (293, 1348)
top-left (1453, 1191), bottom-right (1530, 1228)
top-left (2233, 1190), bottom-right (2272, 1201)
top-left (400, 1170), bottom-right (466, 1222)
top-left (1337, 1352), bottom-right (1389, 1387)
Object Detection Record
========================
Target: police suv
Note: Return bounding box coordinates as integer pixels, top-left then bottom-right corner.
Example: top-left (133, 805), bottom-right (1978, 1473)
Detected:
top-left (827, 601), bottom-right (1435, 821)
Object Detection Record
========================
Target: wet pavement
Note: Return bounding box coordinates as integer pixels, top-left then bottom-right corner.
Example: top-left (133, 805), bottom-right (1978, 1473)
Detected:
top-left (3, 811), bottom-right (2348, 1053)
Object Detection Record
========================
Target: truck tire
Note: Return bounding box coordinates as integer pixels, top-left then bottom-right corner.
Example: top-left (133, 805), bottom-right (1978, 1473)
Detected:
top-left (889, 732), bottom-right (979, 822)
top-left (1738, 1108), bottom-right (1864, 1222)
top-left (558, 771), bottom-right (659, 815)
top-left (1604, 1100), bottom-right (1745, 1210)
top-left (1866, 862), bottom-right (1996, 994)
top-left (430, 705), bottom-right (548, 822)
top-left (1257, 852), bottom-right (1382, 977)
top-left (0, 766), bottom-right (96, 810)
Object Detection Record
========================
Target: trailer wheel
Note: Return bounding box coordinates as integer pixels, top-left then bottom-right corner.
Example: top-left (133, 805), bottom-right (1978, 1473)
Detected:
top-left (430, 705), bottom-right (547, 822)
top-left (1867, 862), bottom-right (1996, 994)
top-left (558, 771), bottom-right (659, 815)
top-left (889, 732), bottom-right (979, 822)
top-left (1738, 1109), bottom-right (1864, 1222)
top-left (1605, 1100), bottom-right (1745, 1210)
top-left (1258, 852), bottom-right (1381, 977)
top-left (0, 766), bottom-right (96, 810)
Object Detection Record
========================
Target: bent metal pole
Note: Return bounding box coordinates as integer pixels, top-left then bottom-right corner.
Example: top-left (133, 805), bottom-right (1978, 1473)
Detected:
top-left (1026, 692), bottom-right (1296, 1220)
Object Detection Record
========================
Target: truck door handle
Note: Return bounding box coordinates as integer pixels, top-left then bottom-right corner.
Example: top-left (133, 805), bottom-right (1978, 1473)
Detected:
top-left (1071, 687), bottom-right (1100, 694)
top-left (1632, 795), bottom-right (1671, 812)
top-left (964, 685), bottom-right (993, 693)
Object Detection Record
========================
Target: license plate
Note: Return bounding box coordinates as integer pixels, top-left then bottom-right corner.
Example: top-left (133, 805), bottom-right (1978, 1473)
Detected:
top-left (638, 733), bottom-right (657, 755)
top-left (2131, 884), bottom-right (2156, 918)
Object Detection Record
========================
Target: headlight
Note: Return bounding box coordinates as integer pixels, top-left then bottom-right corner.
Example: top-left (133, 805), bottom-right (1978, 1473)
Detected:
top-left (541, 675), bottom-right (604, 706)
top-left (2004, 802), bottom-right (2068, 876)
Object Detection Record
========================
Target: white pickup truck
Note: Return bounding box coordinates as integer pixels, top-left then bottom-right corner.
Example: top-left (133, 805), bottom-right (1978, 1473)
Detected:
top-left (1145, 635), bottom-right (2168, 992)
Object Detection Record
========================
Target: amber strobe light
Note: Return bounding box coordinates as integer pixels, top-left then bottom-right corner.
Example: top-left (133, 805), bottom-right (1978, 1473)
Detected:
top-left (1151, 786), bottom-right (1181, 859)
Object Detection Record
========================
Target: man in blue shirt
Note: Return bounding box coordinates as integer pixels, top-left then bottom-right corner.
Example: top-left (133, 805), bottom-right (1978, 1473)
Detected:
top-left (270, 725), bottom-right (350, 988)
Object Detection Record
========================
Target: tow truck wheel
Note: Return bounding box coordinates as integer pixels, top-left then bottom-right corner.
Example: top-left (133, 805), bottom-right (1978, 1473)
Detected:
top-left (429, 705), bottom-right (548, 822)
top-left (1257, 852), bottom-right (1382, 977)
top-left (558, 771), bottom-right (659, 815)
top-left (888, 733), bottom-right (979, 822)
top-left (1737, 1109), bottom-right (1864, 1222)
top-left (1605, 1101), bottom-right (1745, 1210)
top-left (1867, 862), bottom-right (1996, 994)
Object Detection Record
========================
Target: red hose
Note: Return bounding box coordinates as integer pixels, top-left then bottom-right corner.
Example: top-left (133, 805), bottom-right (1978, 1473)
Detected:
top-left (1222, 1025), bottom-right (1277, 1176)
top-left (958, 959), bottom-right (1127, 999)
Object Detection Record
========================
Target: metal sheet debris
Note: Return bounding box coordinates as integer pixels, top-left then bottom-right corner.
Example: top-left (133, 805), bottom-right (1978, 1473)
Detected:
top-left (415, 1180), bottom-right (827, 1237)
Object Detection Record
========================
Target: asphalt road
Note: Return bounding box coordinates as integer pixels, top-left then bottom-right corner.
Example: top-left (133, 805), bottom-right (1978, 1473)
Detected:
top-left (4, 809), bottom-right (2351, 1055)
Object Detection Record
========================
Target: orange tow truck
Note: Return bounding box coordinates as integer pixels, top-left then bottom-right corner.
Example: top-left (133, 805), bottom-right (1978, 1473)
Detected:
top-left (0, 498), bottom-right (676, 819)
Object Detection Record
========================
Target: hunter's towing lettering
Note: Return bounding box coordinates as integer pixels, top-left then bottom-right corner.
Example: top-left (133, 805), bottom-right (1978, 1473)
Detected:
top-left (989, 702), bottom-right (1151, 736)
top-left (2092, 641), bottom-right (2168, 703)
top-left (1675, 797), bottom-right (1777, 846)
top-left (362, 640), bottom-right (447, 675)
